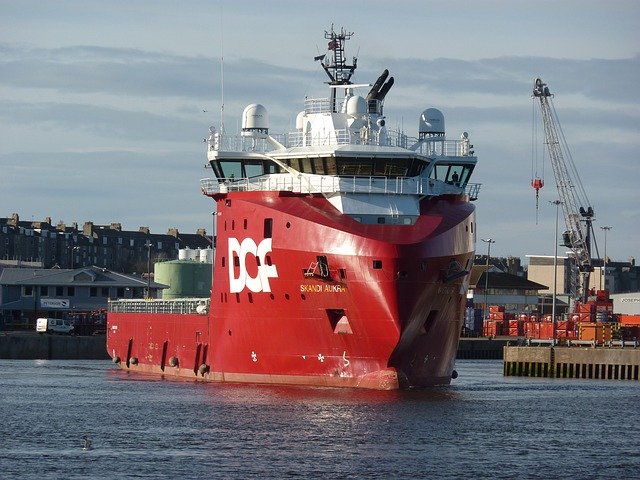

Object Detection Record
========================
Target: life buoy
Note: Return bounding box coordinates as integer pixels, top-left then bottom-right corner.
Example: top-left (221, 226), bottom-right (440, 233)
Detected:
top-left (169, 356), bottom-right (178, 367)
top-left (129, 357), bottom-right (138, 366)
top-left (198, 363), bottom-right (210, 375)
top-left (112, 356), bottom-right (120, 364)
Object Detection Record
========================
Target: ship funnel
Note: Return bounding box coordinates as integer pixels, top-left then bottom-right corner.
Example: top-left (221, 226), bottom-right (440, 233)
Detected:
top-left (366, 69), bottom-right (394, 115)
top-left (366, 69), bottom-right (389, 101)
top-left (376, 76), bottom-right (394, 101)
top-left (241, 103), bottom-right (269, 136)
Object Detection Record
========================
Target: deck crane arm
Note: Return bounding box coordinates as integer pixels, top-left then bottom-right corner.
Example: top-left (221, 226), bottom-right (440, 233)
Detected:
top-left (532, 78), bottom-right (594, 303)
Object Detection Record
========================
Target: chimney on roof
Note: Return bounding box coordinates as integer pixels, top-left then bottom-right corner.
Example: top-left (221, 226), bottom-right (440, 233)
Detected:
top-left (167, 228), bottom-right (179, 238)
top-left (110, 223), bottom-right (122, 231)
top-left (72, 222), bottom-right (78, 231)
top-left (196, 228), bottom-right (207, 236)
top-left (45, 217), bottom-right (52, 225)
top-left (56, 221), bottom-right (66, 232)
top-left (139, 226), bottom-right (150, 235)
top-left (9, 213), bottom-right (19, 226)
top-left (83, 221), bottom-right (94, 236)
top-left (630, 257), bottom-right (636, 267)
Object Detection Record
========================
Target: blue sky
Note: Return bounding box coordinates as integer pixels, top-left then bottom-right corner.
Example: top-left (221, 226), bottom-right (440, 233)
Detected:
top-left (1, 1), bottom-right (638, 263)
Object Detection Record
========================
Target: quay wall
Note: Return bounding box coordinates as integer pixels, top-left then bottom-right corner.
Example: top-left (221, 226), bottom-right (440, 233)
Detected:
top-left (0, 333), bottom-right (109, 360)
top-left (457, 337), bottom-right (509, 359)
top-left (504, 345), bottom-right (640, 380)
top-left (1, 334), bottom-right (508, 361)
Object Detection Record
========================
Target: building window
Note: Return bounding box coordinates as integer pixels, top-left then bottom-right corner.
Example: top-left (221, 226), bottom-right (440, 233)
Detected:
top-left (23, 286), bottom-right (33, 297)
top-left (117, 288), bottom-right (125, 298)
top-left (40, 286), bottom-right (49, 296)
top-left (102, 237), bottom-right (107, 245)
top-left (56, 286), bottom-right (64, 296)
top-left (67, 287), bottom-right (75, 296)
top-left (90, 287), bottom-right (98, 297)
top-left (101, 287), bottom-right (109, 297)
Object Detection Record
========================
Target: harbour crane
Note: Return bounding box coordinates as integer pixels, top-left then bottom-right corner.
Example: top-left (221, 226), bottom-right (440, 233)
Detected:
top-left (532, 78), bottom-right (594, 303)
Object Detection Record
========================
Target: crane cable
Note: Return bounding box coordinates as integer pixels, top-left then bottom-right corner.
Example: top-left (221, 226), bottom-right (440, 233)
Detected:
top-left (531, 97), bottom-right (545, 224)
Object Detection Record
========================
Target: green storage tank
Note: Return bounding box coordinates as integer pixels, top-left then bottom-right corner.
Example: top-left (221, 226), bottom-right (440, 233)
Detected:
top-left (154, 260), bottom-right (212, 299)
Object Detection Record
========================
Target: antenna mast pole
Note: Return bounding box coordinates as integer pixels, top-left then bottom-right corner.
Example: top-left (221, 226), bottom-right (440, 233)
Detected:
top-left (320, 26), bottom-right (356, 112)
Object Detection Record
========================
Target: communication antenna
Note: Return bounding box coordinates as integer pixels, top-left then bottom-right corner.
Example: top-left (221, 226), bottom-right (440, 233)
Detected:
top-left (219, 2), bottom-right (225, 133)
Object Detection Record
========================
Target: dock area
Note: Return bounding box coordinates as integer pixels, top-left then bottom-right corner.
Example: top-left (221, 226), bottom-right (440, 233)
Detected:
top-left (0, 332), bottom-right (109, 360)
top-left (504, 344), bottom-right (640, 380)
top-left (457, 337), bottom-right (509, 359)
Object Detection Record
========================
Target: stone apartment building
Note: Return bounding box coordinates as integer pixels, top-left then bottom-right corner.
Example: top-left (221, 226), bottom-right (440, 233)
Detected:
top-left (0, 213), bottom-right (212, 274)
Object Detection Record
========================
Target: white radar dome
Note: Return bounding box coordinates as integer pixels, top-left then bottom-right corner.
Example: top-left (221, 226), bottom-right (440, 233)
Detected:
top-left (346, 95), bottom-right (367, 117)
top-left (242, 103), bottom-right (269, 134)
top-left (419, 108), bottom-right (445, 136)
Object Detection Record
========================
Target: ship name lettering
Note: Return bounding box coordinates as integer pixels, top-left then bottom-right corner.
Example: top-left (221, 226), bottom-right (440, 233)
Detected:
top-left (300, 284), bottom-right (323, 293)
top-left (229, 237), bottom-right (278, 293)
top-left (323, 284), bottom-right (346, 293)
top-left (299, 284), bottom-right (346, 293)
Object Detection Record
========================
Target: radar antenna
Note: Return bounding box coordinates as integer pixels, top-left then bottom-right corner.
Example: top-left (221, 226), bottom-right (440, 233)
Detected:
top-left (316, 25), bottom-right (357, 112)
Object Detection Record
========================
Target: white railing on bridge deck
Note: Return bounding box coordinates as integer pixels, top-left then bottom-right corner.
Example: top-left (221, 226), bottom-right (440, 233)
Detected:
top-left (201, 175), bottom-right (480, 200)
top-left (108, 298), bottom-right (210, 315)
top-left (208, 130), bottom-right (472, 156)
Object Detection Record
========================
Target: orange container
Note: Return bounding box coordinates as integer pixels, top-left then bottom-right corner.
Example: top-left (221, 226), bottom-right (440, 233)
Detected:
top-left (525, 321), bottom-right (540, 339)
top-left (539, 322), bottom-right (555, 339)
top-left (490, 305), bottom-right (505, 313)
top-left (483, 320), bottom-right (504, 337)
top-left (578, 322), bottom-right (613, 343)
top-left (508, 320), bottom-right (524, 336)
top-left (619, 315), bottom-right (640, 326)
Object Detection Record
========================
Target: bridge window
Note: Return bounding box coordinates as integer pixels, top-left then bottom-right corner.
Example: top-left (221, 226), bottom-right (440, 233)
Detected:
top-left (430, 164), bottom-right (474, 186)
top-left (214, 159), bottom-right (281, 180)
top-left (218, 160), bottom-right (242, 180)
top-left (244, 162), bottom-right (263, 178)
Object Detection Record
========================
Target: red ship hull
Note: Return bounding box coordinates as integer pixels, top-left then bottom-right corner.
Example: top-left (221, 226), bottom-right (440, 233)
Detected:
top-left (107, 192), bottom-right (475, 389)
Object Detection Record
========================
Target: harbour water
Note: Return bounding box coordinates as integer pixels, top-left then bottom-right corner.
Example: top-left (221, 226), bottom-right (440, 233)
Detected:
top-left (1, 360), bottom-right (638, 479)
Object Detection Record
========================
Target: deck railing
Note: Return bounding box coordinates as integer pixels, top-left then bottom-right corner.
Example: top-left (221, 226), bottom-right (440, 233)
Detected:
top-left (108, 298), bottom-right (210, 314)
top-left (201, 175), bottom-right (480, 199)
top-left (208, 130), bottom-right (470, 156)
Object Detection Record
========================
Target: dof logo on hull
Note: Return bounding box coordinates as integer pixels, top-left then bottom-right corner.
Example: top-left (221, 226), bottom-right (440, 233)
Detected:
top-left (229, 238), bottom-right (278, 293)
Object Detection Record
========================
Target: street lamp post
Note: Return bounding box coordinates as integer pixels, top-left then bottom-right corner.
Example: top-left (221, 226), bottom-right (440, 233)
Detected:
top-left (600, 226), bottom-right (612, 292)
top-left (481, 238), bottom-right (495, 322)
top-left (550, 200), bottom-right (562, 325)
top-left (146, 239), bottom-right (152, 298)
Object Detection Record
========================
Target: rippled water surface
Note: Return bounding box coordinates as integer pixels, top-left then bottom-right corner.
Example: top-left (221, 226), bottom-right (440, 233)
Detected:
top-left (1, 360), bottom-right (638, 479)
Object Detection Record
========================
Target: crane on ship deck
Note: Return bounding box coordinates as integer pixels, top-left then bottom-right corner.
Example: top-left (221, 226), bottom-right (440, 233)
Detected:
top-left (532, 78), bottom-right (595, 304)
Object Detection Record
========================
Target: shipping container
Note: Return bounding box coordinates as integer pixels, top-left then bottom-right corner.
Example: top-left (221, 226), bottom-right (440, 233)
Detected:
top-left (618, 315), bottom-right (640, 326)
top-left (483, 320), bottom-right (504, 337)
top-left (578, 322), bottom-right (613, 343)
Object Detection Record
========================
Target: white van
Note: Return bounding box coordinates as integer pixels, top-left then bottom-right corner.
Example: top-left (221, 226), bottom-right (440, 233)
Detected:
top-left (36, 318), bottom-right (74, 334)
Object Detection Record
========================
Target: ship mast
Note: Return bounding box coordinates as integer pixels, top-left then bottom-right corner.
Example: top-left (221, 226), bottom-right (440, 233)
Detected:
top-left (319, 26), bottom-right (357, 112)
